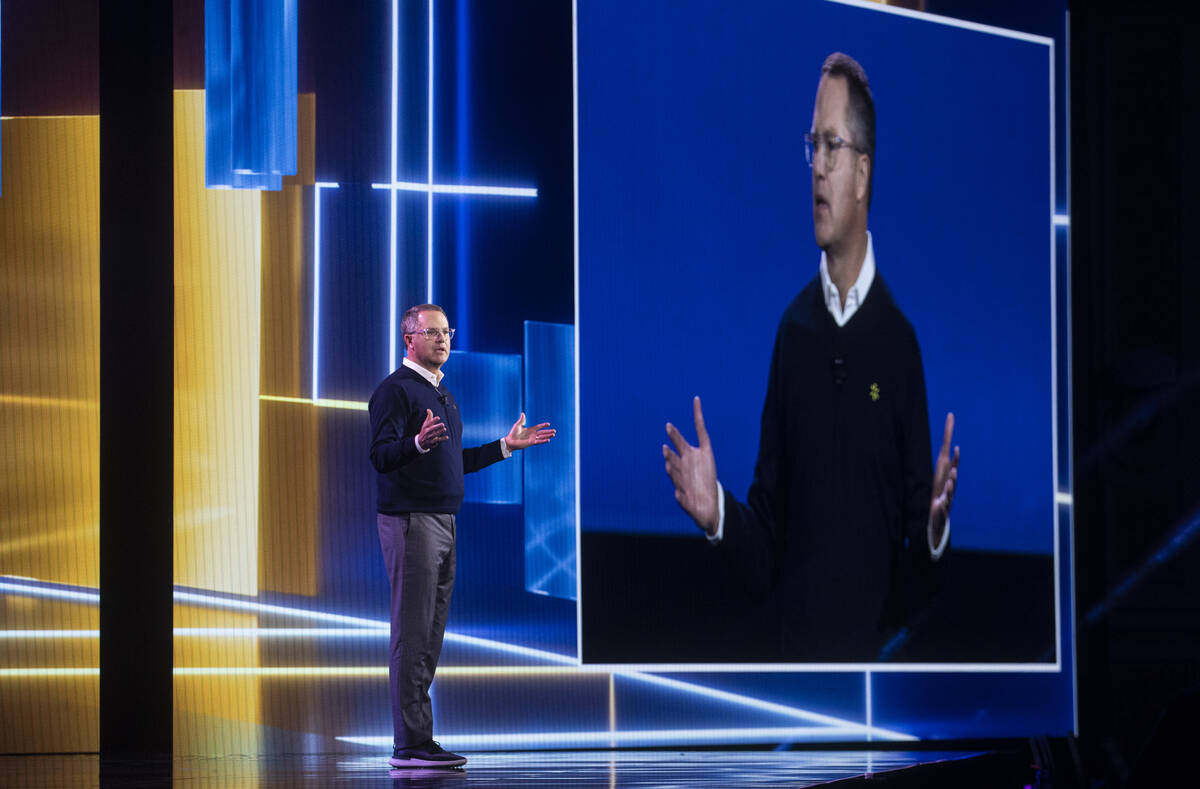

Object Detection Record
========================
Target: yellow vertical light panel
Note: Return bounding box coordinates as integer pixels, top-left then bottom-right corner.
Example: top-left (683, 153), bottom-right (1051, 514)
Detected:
top-left (259, 94), bottom-right (319, 597)
top-left (173, 90), bottom-right (264, 760)
top-left (173, 91), bottom-right (261, 597)
top-left (173, 604), bottom-right (262, 759)
top-left (0, 116), bottom-right (100, 592)
top-left (0, 116), bottom-right (101, 753)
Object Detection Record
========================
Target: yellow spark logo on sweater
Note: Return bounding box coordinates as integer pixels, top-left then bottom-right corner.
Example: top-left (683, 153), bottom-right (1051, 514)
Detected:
top-left (869, 382), bottom-right (880, 402)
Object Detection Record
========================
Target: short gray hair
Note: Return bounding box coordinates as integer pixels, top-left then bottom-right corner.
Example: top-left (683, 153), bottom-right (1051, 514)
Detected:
top-left (401, 303), bottom-right (446, 336)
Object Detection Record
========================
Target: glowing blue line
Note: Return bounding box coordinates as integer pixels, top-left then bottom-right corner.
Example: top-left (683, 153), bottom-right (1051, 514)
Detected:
top-left (389, 0), bottom-right (399, 374)
top-left (371, 181), bottom-right (538, 197)
top-left (1086, 504), bottom-right (1200, 625)
top-left (427, 0), bottom-right (435, 304)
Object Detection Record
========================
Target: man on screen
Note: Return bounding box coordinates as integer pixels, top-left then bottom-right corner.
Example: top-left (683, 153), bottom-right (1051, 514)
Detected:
top-left (663, 53), bottom-right (960, 660)
top-left (369, 304), bottom-right (555, 767)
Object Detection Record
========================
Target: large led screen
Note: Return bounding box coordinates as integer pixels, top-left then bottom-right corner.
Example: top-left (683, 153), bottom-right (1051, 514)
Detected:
top-left (575, 0), bottom-right (1074, 734)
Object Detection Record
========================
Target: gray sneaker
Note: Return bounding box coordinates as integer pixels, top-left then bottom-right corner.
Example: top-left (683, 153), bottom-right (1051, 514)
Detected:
top-left (389, 741), bottom-right (467, 768)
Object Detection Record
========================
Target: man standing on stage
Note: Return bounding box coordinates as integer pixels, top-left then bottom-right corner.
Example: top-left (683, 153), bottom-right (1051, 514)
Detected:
top-left (663, 53), bottom-right (960, 660)
top-left (369, 304), bottom-right (554, 768)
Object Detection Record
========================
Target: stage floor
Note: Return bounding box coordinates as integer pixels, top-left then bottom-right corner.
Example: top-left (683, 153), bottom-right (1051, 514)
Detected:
top-left (1, 750), bottom-right (1000, 788)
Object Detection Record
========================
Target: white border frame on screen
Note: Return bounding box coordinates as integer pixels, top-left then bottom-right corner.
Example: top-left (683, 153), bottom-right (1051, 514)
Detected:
top-left (571, 0), bottom-right (1072, 690)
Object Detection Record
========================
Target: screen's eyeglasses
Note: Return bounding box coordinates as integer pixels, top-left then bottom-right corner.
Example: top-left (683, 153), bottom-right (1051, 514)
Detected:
top-left (803, 131), bottom-right (864, 170)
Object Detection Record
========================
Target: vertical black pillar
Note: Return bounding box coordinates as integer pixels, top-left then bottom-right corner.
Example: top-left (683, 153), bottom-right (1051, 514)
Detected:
top-left (99, 0), bottom-right (174, 764)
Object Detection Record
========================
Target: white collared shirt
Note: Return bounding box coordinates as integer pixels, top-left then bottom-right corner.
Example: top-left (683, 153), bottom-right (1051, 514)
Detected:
top-left (403, 355), bottom-right (443, 387)
top-left (819, 231), bottom-right (876, 327)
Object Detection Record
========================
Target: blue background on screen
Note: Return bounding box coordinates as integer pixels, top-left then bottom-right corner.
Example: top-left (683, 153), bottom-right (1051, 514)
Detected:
top-left (578, 0), bottom-right (1055, 557)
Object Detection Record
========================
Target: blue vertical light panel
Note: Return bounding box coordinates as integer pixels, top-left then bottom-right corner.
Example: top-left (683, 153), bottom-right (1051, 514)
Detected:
top-left (205, 0), bottom-right (298, 189)
top-left (523, 322), bottom-right (576, 600)
top-left (452, 349), bottom-right (522, 505)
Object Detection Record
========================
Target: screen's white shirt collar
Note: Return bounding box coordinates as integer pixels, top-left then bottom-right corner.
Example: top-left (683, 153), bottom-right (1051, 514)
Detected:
top-left (819, 230), bottom-right (876, 327)
top-left (403, 355), bottom-right (444, 387)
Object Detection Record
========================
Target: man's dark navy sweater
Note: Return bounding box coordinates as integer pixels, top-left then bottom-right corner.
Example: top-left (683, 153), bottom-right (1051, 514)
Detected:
top-left (368, 364), bottom-right (505, 514)
top-left (719, 272), bottom-right (944, 660)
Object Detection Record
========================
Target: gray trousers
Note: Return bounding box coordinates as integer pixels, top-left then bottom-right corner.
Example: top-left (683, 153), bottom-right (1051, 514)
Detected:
top-left (377, 511), bottom-right (456, 750)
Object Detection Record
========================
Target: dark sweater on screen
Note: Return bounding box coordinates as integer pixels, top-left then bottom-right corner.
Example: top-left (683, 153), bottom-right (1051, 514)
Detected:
top-left (368, 364), bottom-right (505, 515)
top-left (719, 273), bottom-right (943, 660)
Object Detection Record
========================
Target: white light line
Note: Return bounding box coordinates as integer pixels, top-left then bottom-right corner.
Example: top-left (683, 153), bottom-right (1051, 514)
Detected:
top-left (865, 671), bottom-right (873, 743)
top-left (1066, 10), bottom-right (1078, 736)
top-left (1049, 39), bottom-right (1063, 673)
top-left (174, 627), bottom-right (381, 638)
top-left (427, 0), bottom-right (435, 304)
top-left (616, 672), bottom-right (911, 739)
top-left (1056, 491), bottom-right (1073, 506)
top-left (173, 590), bottom-right (387, 628)
top-left (0, 581), bottom-right (99, 603)
top-left (0, 630), bottom-right (98, 639)
top-left (389, 0), bottom-right (400, 374)
top-left (371, 181), bottom-right (537, 197)
top-left (175, 667), bottom-right (385, 677)
top-left (590, 661), bottom-right (1062, 674)
top-left (0, 668), bottom-right (99, 677)
top-left (444, 632), bottom-right (576, 665)
top-left (174, 590), bottom-right (576, 664)
top-left (339, 725), bottom-right (911, 749)
top-left (572, 0), bottom-right (585, 666)
top-left (827, 0), bottom-right (1054, 45)
top-left (1054, 213), bottom-right (1070, 226)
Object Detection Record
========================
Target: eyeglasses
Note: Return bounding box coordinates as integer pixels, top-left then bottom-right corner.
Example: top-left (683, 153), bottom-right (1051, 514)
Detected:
top-left (408, 328), bottom-right (456, 340)
top-left (803, 131), bottom-right (863, 170)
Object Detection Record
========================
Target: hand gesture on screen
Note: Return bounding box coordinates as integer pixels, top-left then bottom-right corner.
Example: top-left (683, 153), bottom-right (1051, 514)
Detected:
top-left (664, 396), bottom-right (720, 536)
top-left (505, 412), bottom-right (556, 450)
top-left (929, 412), bottom-right (959, 546)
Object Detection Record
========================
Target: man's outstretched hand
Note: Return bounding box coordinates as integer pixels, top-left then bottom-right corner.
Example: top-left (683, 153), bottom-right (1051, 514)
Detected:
top-left (417, 408), bottom-right (448, 451)
top-left (505, 412), bottom-right (555, 450)
top-left (664, 396), bottom-right (720, 536)
top-left (930, 412), bottom-right (960, 546)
